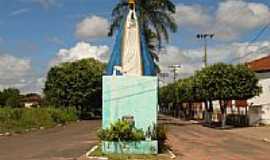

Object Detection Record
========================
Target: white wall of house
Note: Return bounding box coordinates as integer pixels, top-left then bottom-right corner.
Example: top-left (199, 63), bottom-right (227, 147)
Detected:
top-left (249, 77), bottom-right (270, 106)
top-left (248, 73), bottom-right (270, 125)
top-left (24, 102), bottom-right (34, 108)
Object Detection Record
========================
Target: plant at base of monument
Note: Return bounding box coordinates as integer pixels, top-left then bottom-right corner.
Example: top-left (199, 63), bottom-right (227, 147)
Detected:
top-left (143, 124), bottom-right (167, 152)
top-left (109, 0), bottom-right (177, 73)
top-left (97, 120), bottom-right (145, 141)
top-left (44, 58), bottom-right (105, 119)
top-left (145, 126), bottom-right (152, 141)
top-left (148, 124), bottom-right (167, 153)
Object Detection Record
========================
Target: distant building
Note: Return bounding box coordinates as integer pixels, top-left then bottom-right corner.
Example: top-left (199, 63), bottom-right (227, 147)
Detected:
top-left (21, 93), bottom-right (42, 108)
top-left (247, 55), bottom-right (270, 125)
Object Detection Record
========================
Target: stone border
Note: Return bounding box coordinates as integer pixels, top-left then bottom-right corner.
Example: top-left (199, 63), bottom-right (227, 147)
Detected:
top-left (168, 149), bottom-right (176, 159)
top-left (83, 145), bottom-right (177, 160)
top-left (85, 145), bottom-right (108, 160)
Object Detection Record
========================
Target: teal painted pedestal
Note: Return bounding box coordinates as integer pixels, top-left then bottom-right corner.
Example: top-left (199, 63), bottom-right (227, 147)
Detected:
top-left (102, 76), bottom-right (158, 154)
top-left (101, 141), bottom-right (158, 154)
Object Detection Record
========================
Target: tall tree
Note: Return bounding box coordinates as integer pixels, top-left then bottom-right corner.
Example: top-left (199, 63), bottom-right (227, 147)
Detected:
top-left (160, 63), bottom-right (261, 127)
top-left (194, 63), bottom-right (261, 127)
top-left (0, 88), bottom-right (21, 107)
top-left (44, 58), bottom-right (105, 118)
top-left (109, 0), bottom-right (177, 72)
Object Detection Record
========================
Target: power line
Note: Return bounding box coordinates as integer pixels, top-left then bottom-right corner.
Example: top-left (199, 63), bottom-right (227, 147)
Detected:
top-left (230, 23), bottom-right (270, 63)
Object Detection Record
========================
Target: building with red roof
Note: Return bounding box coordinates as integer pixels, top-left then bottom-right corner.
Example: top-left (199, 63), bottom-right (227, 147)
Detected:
top-left (247, 55), bottom-right (270, 73)
top-left (247, 55), bottom-right (270, 125)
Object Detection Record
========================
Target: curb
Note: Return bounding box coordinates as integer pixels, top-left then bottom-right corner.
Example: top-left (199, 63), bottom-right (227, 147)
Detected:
top-left (168, 149), bottom-right (176, 159)
top-left (263, 138), bottom-right (270, 143)
top-left (86, 145), bottom-right (108, 160)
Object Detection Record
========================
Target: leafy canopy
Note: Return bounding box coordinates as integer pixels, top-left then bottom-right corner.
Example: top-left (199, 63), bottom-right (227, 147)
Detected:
top-left (160, 63), bottom-right (262, 104)
top-left (44, 58), bottom-right (105, 112)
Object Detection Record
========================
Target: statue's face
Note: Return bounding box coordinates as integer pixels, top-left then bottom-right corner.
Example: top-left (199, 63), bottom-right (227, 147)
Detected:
top-left (129, 3), bottom-right (135, 10)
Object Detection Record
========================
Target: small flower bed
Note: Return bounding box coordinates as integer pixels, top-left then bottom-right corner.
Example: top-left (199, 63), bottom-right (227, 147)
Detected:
top-left (97, 120), bottom-right (145, 141)
top-left (97, 120), bottom-right (167, 154)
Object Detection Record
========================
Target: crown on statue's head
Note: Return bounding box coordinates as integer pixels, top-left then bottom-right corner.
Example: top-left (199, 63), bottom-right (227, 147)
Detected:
top-left (128, 0), bottom-right (136, 10)
top-left (128, 0), bottom-right (136, 5)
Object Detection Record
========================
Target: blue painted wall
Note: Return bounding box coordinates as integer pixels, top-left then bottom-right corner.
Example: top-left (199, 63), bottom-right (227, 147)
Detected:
top-left (102, 76), bottom-right (158, 132)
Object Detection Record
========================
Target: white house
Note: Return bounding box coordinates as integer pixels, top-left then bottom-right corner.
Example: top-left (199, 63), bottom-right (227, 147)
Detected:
top-left (247, 55), bottom-right (270, 125)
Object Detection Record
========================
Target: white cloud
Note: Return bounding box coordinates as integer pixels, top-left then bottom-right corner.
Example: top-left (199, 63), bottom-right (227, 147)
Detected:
top-left (32, 0), bottom-right (59, 9)
top-left (9, 8), bottom-right (30, 16)
top-left (19, 77), bottom-right (45, 94)
top-left (158, 41), bottom-right (270, 81)
top-left (231, 41), bottom-right (270, 63)
top-left (50, 41), bottom-right (110, 66)
top-left (214, 0), bottom-right (270, 40)
top-left (216, 1), bottom-right (270, 30)
top-left (19, 0), bottom-right (60, 9)
top-left (175, 0), bottom-right (270, 40)
top-left (0, 54), bottom-right (46, 94)
top-left (175, 4), bottom-right (211, 28)
top-left (158, 46), bottom-right (203, 81)
top-left (75, 16), bottom-right (110, 39)
top-left (47, 36), bottom-right (65, 46)
top-left (0, 54), bottom-right (38, 92)
top-left (0, 55), bottom-right (31, 80)
top-left (0, 42), bottom-right (110, 93)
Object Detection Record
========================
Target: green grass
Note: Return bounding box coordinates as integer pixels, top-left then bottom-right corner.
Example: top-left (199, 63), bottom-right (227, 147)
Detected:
top-left (90, 146), bottom-right (169, 160)
top-left (0, 107), bottom-right (78, 133)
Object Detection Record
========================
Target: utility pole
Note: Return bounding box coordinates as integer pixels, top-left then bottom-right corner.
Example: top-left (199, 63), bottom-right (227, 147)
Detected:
top-left (168, 64), bottom-right (181, 82)
top-left (197, 33), bottom-right (214, 125)
top-left (196, 33), bottom-right (214, 67)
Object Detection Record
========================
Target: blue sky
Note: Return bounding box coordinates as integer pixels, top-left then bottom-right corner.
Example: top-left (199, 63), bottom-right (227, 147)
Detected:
top-left (0, 0), bottom-right (270, 93)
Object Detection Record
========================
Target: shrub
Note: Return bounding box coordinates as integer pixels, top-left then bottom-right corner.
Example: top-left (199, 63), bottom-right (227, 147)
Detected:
top-left (0, 107), bottom-right (78, 133)
top-left (145, 124), bottom-right (167, 153)
top-left (47, 107), bottom-right (78, 124)
top-left (226, 114), bottom-right (249, 127)
top-left (97, 120), bottom-right (145, 141)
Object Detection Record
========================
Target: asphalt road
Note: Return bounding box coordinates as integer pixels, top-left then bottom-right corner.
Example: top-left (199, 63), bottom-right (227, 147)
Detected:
top-left (161, 116), bottom-right (270, 160)
top-left (2, 116), bottom-right (270, 160)
top-left (0, 120), bottom-right (100, 160)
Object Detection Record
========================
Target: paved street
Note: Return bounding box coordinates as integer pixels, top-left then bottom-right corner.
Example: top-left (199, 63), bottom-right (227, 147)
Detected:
top-left (0, 121), bottom-right (100, 160)
top-left (1, 117), bottom-right (270, 160)
top-left (162, 116), bottom-right (270, 160)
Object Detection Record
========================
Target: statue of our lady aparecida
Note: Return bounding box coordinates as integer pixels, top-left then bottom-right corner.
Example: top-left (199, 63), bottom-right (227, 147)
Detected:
top-left (102, 0), bottom-right (158, 154)
top-left (121, 0), bottom-right (143, 75)
top-left (106, 0), bottom-right (156, 76)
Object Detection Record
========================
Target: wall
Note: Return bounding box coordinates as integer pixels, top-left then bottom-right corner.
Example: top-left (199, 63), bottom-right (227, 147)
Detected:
top-left (248, 72), bottom-right (270, 125)
top-left (102, 76), bottom-right (157, 132)
top-left (249, 76), bottom-right (270, 106)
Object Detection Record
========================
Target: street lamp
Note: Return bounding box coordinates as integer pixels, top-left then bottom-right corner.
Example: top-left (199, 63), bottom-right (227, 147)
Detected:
top-left (196, 33), bottom-right (214, 67)
top-left (168, 64), bottom-right (182, 82)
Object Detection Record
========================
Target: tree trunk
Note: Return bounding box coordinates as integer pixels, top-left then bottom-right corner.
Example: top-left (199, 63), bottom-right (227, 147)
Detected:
top-left (204, 100), bottom-right (210, 125)
top-left (220, 100), bottom-right (228, 128)
top-left (189, 102), bottom-right (193, 120)
top-left (175, 103), bottom-right (180, 118)
top-left (209, 100), bottom-right (213, 125)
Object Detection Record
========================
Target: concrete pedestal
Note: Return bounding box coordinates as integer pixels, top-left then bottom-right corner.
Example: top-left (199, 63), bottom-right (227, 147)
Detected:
top-left (102, 76), bottom-right (158, 154)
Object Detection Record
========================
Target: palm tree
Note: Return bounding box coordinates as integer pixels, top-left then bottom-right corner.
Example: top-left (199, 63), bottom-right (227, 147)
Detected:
top-left (109, 0), bottom-right (177, 73)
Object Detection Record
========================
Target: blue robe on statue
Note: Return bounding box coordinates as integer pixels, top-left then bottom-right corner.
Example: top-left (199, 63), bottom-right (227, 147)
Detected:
top-left (106, 14), bottom-right (156, 76)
